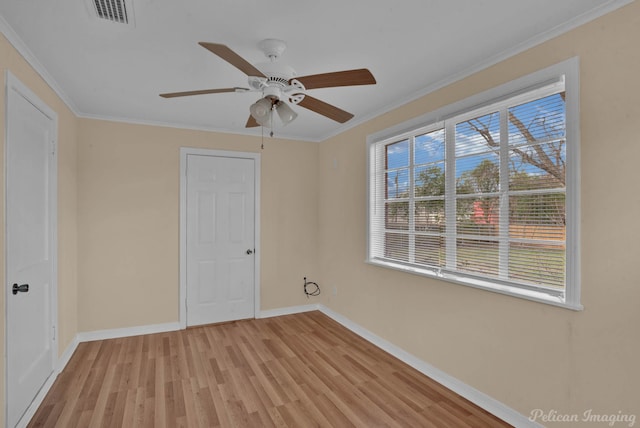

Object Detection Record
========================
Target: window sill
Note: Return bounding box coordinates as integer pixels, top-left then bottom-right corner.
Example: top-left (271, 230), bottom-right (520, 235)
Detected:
top-left (366, 258), bottom-right (583, 311)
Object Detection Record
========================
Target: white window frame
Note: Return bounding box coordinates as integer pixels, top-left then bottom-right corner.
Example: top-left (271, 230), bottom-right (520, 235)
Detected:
top-left (366, 58), bottom-right (581, 310)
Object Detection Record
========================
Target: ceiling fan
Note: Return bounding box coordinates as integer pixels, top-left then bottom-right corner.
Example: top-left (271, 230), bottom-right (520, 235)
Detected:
top-left (160, 39), bottom-right (376, 129)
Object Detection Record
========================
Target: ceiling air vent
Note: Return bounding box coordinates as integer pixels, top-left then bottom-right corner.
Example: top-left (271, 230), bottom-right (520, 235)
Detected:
top-left (86, 0), bottom-right (134, 26)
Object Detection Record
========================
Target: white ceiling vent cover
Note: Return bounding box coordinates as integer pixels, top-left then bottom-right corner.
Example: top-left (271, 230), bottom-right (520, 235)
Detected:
top-left (86, 0), bottom-right (135, 26)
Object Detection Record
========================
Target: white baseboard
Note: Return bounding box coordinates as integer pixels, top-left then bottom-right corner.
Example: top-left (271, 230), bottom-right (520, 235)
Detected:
top-left (76, 321), bottom-right (181, 343)
top-left (16, 334), bottom-right (81, 428)
top-left (15, 371), bottom-right (57, 428)
top-left (57, 335), bottom-right (80, 373)
top-left (317, 304), bottom-right (539, 428)
top-left (19, 321), bottom-right (181, 426)
top-left (257, 303), bottom-right (319, 319)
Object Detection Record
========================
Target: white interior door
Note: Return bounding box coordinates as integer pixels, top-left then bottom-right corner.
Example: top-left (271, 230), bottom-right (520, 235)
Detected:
top-left (5, 74), bottom-right (57, 428)
top-left (185, 154), bottom-right (255, 326)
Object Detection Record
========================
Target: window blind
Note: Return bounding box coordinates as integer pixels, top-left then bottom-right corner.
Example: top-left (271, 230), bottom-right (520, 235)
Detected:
top-left (369, 81), bottom-right (568, 295)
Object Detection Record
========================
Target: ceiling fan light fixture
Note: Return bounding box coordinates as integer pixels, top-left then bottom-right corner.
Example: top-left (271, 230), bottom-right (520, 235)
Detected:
top-left (277, 102), bottom-right (297, 126)
top-left (249, 98), bottom-right (273, 127)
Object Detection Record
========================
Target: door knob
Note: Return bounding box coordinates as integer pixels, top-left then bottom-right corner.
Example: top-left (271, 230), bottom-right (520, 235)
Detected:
top-left (12, 283), bottom-right (29, 295)
top-left (246, 249), bottom-right (253, 255)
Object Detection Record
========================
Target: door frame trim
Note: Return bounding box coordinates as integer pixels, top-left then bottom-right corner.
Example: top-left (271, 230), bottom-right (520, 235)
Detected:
top-left (4, 71), bottom-right (59, 427)
top-left (179, 147), bottom-right (261, 329)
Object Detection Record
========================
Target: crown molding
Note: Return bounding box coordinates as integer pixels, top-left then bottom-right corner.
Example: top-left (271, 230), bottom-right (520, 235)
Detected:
top-left (0, 15), bottom-right (80, 115)
top-left (1, 0), bottom-right (632, 144)
top-left (317, 0), bottom-right (634, 143)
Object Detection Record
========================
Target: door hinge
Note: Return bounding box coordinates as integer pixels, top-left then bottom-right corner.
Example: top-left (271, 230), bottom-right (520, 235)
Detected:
top-left (52, 325), bottom-right (56, 341)
top-left (50, 140), bottom-right (56, 155)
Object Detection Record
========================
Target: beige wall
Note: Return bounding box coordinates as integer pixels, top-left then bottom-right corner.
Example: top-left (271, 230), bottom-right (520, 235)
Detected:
top-left (2, 1), bottom-right (640, 425)
top-left (77, 120), bottom-right (320, 331)
top-left (318, 2), bottom-right (640, 425)
top-left (0, 34), bottom-right (79, 423)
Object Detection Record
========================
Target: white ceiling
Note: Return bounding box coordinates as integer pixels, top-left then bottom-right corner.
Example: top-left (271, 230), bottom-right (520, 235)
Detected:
top-left (0, 0), bottom-right (630, 142)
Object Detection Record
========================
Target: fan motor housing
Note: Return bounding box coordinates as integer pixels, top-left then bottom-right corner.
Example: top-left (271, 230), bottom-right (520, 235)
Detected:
top-left (255, 61), bottom-right (296, 84)
top-left (262, 86), bottom-right (282, 100)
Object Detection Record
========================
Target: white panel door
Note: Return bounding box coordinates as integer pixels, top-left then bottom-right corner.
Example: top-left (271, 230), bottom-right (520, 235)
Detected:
top-left (186, 154), bottom-right (255, 326)
top-left (6, 76), bottom-right (56, 428)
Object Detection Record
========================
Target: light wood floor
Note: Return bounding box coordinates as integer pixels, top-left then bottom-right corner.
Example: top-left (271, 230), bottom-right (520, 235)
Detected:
top-left (28, 311), bottom-right (512, 427)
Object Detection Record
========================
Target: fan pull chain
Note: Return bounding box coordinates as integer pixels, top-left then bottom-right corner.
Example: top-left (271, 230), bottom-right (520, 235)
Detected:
top-left (270, 104), bottom-right (275, 138)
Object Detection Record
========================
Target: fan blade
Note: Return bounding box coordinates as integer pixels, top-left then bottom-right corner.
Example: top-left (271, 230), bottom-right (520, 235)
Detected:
top-left (160, 87), bottom-right (246, 98)
top-left (199, 42), bottom-right (266, 78)
top-left (293, 69), bottom-right (376, 90)
top-left (245, 115), bottom-right (260, 128)
top-left (297, 95), bottom-right (354, 123)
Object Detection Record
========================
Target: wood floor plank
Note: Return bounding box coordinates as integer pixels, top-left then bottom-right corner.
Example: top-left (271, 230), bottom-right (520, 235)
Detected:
top-left (28, 311), bottom-right (512, 427)
top-left (358, 378), bottom-right (431, 427)
top-left (312, 392), bottom-right (357, 428)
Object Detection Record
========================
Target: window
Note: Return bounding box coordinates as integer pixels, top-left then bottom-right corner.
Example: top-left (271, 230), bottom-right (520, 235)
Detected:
top-left (367, 59), bottom-right (581, 309)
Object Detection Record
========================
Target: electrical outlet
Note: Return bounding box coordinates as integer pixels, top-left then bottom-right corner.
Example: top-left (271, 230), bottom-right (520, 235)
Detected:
top-left (332, 286), bottom-right (337, 296)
